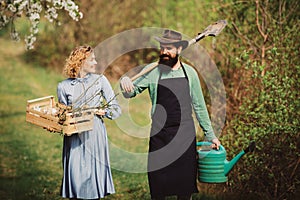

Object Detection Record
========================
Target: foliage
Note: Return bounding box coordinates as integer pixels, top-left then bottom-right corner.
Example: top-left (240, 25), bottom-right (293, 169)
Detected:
top-left (0, 37), bottom-right (225, 200)
top-left (0, 0), bottom-right (83, 49)
top-left (1, 0), bottom-right (299, 199)
top-left (217, 0), bottom-right (300, 199)
top-left (24, 0), bottom-right (220, 77)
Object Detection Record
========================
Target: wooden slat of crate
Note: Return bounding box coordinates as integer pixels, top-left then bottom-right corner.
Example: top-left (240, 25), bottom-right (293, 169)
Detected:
top-left (65, 113), bottom-right (93, 124)
top-left (26, 108), bottom-right (59, 122)
top-left (63, 113), bottom-right (94, 135)
top-left (27, 95), bottom-right (54, 104)
top-left (62, 120), bottom-right (94, 136)
top-left (26, 110), bottom-right (94, 135)
top-left (26, 112), bottom-right (62, 132)
top-left (26, 96), bottom-right (61, 133)
top-left (26, 95), bottom-right (95, 136)
top-left (27, 96), bottom-right (55, 108)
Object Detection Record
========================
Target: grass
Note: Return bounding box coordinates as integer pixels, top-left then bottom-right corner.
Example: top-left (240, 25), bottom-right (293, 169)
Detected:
top-left (0, 37), bottom-right (227, 200)
top-left (0, 37), bottom-right (64, 199)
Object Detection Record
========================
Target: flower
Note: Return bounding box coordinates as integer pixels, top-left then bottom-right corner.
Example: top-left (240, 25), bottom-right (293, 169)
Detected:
top-left (0, 0), bottom-right (83, 50)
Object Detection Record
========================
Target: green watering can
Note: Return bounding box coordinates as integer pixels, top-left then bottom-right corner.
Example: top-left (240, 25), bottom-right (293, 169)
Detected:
top-left (196, 141), bottom-right (256, 183)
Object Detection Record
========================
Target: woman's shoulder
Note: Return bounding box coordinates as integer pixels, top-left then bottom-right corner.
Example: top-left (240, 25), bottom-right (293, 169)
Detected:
top-left (58, 78), bottom-right (74, 86)
top-left (89, 73), bottom-right (107, 83)
top-left (90, 73), bottom-right (104, 79)
top-left (58, 74), bottom-right (106, 87)
top-left (57, 78), bottom-right (74, 93)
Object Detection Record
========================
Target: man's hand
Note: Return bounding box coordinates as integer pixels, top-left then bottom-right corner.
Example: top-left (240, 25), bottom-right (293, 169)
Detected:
top-left (211, 138), bottom-right (221, 150)
top-left (120, 76), bottom-right (134, 93)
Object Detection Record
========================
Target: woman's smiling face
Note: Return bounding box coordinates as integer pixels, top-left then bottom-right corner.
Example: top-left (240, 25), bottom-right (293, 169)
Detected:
top-left (80, 52), bottom-right (97, 77)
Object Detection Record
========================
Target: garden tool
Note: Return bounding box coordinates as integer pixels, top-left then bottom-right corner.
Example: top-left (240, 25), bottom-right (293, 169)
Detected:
top-left (196, 141), bottom-right (256, 183)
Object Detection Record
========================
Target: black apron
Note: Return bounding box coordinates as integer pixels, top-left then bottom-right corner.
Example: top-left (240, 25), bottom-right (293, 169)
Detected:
top-left (148, 65), bottom-right (198, 198)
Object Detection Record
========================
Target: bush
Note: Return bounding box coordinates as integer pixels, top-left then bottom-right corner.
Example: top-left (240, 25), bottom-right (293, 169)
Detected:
top-left (216, 0), bottom-right (300, 199)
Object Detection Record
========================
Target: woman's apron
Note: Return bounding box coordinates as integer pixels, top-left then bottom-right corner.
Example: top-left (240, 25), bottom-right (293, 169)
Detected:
top-left (148, 65), bottom-right (198, 198)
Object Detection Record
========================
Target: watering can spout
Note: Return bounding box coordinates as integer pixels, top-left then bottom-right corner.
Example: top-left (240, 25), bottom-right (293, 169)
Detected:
top-left (224, 141), bottom-right (256, 176)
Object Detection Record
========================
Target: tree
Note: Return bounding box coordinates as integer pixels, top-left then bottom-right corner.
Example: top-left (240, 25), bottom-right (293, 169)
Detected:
top-left (0, 0), bottom-right (83, 49)
top-left (217, 0), bottom-right (299, 199)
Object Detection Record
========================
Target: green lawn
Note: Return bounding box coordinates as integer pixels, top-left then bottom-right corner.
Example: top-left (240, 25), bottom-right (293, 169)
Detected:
top-left (0, 38), bottom-right (225, 200)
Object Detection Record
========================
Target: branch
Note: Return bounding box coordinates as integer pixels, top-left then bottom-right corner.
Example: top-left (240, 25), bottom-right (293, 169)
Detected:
top-left (231, 22), bottom-right (252, 46)
top-left (255, 0), bottom-right (268, 42)
top-left (255, 0), bottom-right (269, 76)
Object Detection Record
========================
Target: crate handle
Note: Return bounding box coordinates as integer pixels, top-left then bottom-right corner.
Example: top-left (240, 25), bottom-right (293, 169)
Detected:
top-left (27, 95), bottom-right (54, 103)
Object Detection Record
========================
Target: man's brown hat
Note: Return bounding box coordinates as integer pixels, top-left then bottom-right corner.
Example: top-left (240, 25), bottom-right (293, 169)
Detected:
top-left (155, 29), bottom-right (189, 50)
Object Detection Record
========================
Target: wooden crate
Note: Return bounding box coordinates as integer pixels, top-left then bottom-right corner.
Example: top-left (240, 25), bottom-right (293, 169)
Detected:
top-left (26, 96), bottom-right (94, 136)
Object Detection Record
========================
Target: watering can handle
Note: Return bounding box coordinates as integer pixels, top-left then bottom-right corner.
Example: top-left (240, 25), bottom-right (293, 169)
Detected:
top-left (197, 141), bottom-right (256, 153)
top-left (196, 141), bottom-right (225, 151)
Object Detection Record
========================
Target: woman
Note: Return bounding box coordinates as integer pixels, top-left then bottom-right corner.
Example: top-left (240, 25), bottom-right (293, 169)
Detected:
top-left (57, 45), bottom-right (121, 199)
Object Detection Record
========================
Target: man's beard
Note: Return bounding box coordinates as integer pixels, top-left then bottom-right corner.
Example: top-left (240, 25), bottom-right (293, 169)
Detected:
top-left (158, 54), bottom-right (179, 73)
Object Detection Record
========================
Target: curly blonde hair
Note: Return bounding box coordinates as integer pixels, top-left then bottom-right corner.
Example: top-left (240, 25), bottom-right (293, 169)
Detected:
top-left (63, 45), bottom-right (93, 78)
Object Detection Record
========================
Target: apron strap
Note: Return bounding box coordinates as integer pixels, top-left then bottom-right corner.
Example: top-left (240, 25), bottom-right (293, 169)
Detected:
top-left (180, 62), bottom-right (189, 81)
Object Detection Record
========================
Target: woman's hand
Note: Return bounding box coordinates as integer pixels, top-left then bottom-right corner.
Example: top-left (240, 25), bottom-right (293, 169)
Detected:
top-left (95, 109), bottom-right (106, 116)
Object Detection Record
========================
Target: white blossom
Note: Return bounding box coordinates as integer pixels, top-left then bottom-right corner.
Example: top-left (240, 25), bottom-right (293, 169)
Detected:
top-left (29, 12), bottom-right (40, 22)
top-left (45, 7), bottom-right (58, 22)
top-left (10, 30), bottom-right (20, 41)
top-left (0, 0), bottom-right (83, 50)
top-left (0, 15), bottom-right (9, 27)
top-left (7, 4), bottom-right (17, 13)
top-left (13, 0), bottom-right (24, 4)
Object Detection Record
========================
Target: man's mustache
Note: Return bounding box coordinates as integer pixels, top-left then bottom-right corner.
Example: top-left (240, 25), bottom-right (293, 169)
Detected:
top-left (159, 54), bottom-right (171, 59)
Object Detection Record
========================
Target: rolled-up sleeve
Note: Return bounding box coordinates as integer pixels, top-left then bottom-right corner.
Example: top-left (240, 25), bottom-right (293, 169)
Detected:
top-left (189, 68), bottom-right (217, 141)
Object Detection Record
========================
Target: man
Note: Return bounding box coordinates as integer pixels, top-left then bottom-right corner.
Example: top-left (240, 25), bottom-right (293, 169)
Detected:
top-left (120, 30), bottom-right (221, 200)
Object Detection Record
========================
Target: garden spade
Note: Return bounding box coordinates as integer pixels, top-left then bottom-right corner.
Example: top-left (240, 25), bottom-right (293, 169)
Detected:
top-left (130, 20), bottom-right (228, 81)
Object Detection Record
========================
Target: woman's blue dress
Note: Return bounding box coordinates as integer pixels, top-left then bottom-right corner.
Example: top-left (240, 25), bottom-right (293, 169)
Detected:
top-left (57, 73), bottom-right (121, 199)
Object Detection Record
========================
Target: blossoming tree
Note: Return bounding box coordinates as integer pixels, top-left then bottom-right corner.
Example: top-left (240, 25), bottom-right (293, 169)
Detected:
top-left (0, 0), bottom-right (83, 50)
